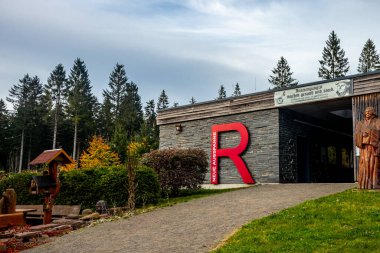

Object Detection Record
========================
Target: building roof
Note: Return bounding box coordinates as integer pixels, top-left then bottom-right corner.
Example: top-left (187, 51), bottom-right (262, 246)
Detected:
top-left (29, 149), bottom-right (74, 166)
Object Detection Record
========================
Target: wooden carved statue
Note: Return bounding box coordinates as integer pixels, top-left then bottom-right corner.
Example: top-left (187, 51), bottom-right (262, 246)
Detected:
top-left (355, 106), bottom-right (380, 189)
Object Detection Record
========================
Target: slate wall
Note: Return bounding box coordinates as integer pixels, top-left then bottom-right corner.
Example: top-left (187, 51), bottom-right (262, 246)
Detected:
top-left (159, 108), bottom-right (280, 184)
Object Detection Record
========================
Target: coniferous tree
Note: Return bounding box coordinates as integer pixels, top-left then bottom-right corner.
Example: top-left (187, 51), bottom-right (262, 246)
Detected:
top-left (233, 83), bottom-right (241, 96)
top-left (173, 102), bottom-right (179, 107)
top-left (0, 99), bottom-right (9, 170)
top-left (98, 95), bottom-right (113, 138)
top-left (120, 81), bottom-right (143, 138)
top-left (357, 39), bottom-right (380, 73)
top-left (318, 31), bottom-right (350, 79)
top-left (103, 63), bottom-right (128, 121)
top-left (67, 58), bottom-right (97, 161)
top-left (157, 90), bottom-right (169, 110)
top-left (189, 97), bottom-right (196, 104)
top-left (142, 99), bottom-right (158, 149)
top-left (7, 74), bottom-right (43, 171)
top-left (269, 57), bottom-right (298, 89)
top-left (217, 85), bottom-right (227, 99)
top-left (46, 64), bottom-right (68, 149)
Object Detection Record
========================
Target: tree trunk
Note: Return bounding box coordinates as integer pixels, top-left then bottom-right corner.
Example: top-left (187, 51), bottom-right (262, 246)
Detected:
top-left (27, 135), bottom-right (31, 170)
top-left (73, 117), bottom-right (77, 161)
top-left (18, 129), bottom-right (24, 173)
top-left (52, 99), bottom-right (60, 149)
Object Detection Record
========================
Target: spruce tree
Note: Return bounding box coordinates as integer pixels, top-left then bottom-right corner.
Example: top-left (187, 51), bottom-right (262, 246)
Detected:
top-left (157, 90), bottom-right (169, 110)
top-left (119, 81), bottom-right (143, 138)
top-left (357, 39), bottom-right (380, 73)
top-left (46, 64), bottom-right (68, 149)
top-left (98, 95), bottom-right (113, 138)
top-left (189, 97), bottom-right (196, 104)
top-left (143, 99), bottom-right (158, 149)
top-left (217, 85), bottom-right (227, 99)
top-left (67, 58), bottom-right (97, 160)
top-left (269, 57), bottom-right (298, 89)
top-left (233, 83), bottom-right (241, 96)
top-left (103, 63), bottom-right (128, 120)
top-left (318, 31), bottom-right (350, 79)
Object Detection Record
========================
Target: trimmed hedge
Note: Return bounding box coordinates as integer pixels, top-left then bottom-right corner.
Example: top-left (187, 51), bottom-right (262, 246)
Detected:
top-left (142, 148), bottom-right (208, 196)
top-left (0, 166), bottom-right (160, 210)
top-left (0, 171), bottom-right (41, 204)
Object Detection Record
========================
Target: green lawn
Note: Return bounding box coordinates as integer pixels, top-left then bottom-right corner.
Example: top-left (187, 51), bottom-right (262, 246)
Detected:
top-left (213, 189), bottom-right (380, 253)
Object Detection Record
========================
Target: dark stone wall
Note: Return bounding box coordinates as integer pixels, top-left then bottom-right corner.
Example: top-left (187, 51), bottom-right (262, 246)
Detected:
top-left (159, 109), bottom-right (280, 184)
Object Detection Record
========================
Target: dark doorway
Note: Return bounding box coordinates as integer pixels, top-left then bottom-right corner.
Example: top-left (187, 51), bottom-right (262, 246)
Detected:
top-left (281, 97), bottom-right (355, 183)
top-left (297, 137), bottom-right (310, 183)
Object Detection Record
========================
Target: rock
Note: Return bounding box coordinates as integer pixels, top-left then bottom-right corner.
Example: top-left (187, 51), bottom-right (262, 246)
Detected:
top-left (15, 232), bottom-right (40, 242)
top-left (81, 209), bottom-right (93, 215)
top-left (80, 212), bottom-right (100, 221)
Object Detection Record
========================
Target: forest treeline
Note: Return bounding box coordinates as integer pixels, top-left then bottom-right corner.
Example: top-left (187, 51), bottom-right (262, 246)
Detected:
top-left (0, 31), bottom-right (379, 172)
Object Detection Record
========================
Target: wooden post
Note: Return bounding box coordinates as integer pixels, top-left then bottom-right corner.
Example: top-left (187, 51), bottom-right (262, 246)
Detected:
top-left (1, 189), bottom-right (17, 214)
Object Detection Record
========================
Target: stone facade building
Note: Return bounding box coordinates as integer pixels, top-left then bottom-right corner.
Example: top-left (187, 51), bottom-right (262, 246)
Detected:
top-left (157, 72), bottom-right (380, 184)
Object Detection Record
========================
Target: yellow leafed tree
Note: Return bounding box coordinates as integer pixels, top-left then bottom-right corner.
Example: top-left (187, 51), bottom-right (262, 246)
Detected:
top-left (80, 135), bottom-right (121, 169)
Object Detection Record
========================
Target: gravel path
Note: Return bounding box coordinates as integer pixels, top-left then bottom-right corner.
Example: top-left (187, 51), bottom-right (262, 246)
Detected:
top-left (26, 183), bottom-right (354, 253)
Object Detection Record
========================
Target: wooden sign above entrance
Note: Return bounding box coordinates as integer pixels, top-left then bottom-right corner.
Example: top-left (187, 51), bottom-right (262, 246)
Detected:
top-left (274, 79), bottom-right (353, 107)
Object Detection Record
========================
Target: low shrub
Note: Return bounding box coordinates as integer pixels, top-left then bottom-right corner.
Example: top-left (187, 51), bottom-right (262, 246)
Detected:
top-left (142, 148), bottom-right (208, 196)
top-left (0, 166), bottom-right (160, 210)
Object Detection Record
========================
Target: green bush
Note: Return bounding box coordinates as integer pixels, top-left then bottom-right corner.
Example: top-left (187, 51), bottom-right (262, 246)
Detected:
top-left (142, 148), bottom-right (208, 196)
top-left (0, 166), bottom-right (160, 210)
top-left (0, 171), bottom-right (41, 204)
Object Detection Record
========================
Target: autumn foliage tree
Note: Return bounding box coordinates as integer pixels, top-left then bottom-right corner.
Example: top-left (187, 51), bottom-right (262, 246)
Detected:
top-left (79, 135), bottom-right (120, 169)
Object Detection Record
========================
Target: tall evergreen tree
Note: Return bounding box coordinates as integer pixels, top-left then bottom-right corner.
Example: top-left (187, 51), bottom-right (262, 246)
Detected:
top-left (119, 81), bottom-right (143, 138)
top-left (318, 31), bottom-right (350, 79)
top-left (189, 97), bottom-right (196, 104)
top-left (67, 58), bottom-right (97, 161)
top-left (357, 39), bottom-right (380, 73)
top-left (233, 83), bottom-right (241, 96)
top-left (0, 99), bottom-right (9, 170)
top-left (157, 90), bottom-right (169, 110)
top-left (103, 63), bottom-right (128, 120)
top-left (46, 64), bottom-right (68, 149)
top-left (269, 57), bottom-right (298, 89)
top-left (7, 74), bottom-right (43, 171)
top-left (142, 99), bottom-right (158, 149)
top-left (98, 95), bottom-right (113, 138)
top-left (217, 85), bottom-right (226, 99)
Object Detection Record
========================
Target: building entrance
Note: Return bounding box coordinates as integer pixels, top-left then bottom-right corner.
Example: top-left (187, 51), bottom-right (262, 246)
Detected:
top-left (280, 97), bottom-right (354, 183)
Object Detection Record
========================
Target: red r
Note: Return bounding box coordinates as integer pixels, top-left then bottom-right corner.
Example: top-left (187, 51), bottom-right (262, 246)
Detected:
top-left (210, 122), bottom-right (255, 184)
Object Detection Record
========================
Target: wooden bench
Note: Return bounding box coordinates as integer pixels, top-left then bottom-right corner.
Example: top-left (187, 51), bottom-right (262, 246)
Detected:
top-left (16, 205), bottom-right (81, 222)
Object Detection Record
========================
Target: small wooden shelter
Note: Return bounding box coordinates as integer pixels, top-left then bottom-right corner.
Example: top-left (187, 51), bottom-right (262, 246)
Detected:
top-left (29, 149), bottom-right (74, 224)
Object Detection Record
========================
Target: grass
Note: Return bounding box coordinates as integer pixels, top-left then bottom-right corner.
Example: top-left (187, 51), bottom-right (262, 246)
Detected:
top-left (213, 189), bottom-right (380, 253)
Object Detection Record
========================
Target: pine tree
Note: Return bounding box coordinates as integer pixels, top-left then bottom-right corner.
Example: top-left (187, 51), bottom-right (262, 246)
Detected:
top-left (157, 90), bottom-right (169, 110)
top-left (103, 63), bottom-right (128, 120)
top-left (357, 39), bottom-right (380, 73)
top-left (189, 97), bottom-right (196, 104)
top-left (233, 83), bottom-right (241, 96)
top-left (0, 99), bottom-right (9, 170)
top-left (67, 58), bottom-right (97, 161)
top-left (318, 31), bottom-right (350, 79)
top-left (269, 57), bottom-right (298, 89)
top-left (46, 64), bottom-right (68, 149)
top-left (217, 85), bottom-right (226, 99)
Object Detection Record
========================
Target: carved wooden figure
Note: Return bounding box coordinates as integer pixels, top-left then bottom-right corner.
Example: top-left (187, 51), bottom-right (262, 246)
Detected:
top-left (355, 107), bottom-right (380, 189)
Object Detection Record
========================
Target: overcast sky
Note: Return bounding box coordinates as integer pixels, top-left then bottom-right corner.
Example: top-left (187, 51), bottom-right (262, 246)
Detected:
top-left (1, 0), bottom-right (379, 109)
